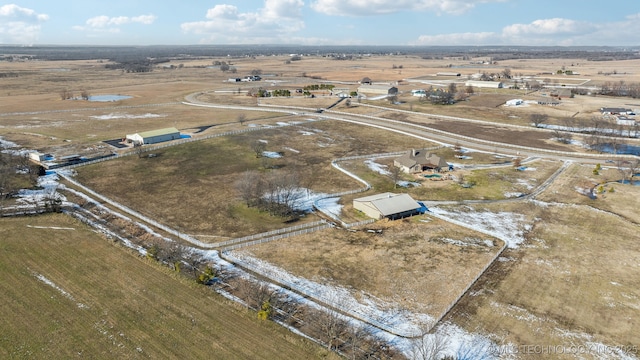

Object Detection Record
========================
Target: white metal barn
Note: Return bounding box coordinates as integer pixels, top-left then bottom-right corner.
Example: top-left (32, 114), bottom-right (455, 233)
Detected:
top-left (126, 127), bottom-right (180, 145)
top-left (353, 193), bottom-right (421, 220)
top-left (465, 80), bottom-right (504, 89)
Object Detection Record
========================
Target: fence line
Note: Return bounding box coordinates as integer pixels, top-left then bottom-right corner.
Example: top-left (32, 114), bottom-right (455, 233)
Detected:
top-left (424, 211), bottom-right (510, 333)
top-left (221, 224), bottom-right (332, 251)
top-left (221, 251), bottom-right (422, 338)
top-left (212, 220), bottom-right (326, 248)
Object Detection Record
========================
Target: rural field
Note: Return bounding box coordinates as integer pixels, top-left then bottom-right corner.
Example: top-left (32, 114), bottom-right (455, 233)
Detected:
top-left (1, 48), bottom-right (640, 359)
top-left (0, 214), bottom-right (336, 359)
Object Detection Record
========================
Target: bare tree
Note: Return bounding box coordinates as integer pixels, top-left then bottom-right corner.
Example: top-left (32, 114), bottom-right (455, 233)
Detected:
top-left (237, 113), bottom-right (247, 125)
top-left (80, 89), bottom-right (90, 100)
top-left (617, 159), bottom-right (639, 184)
top-left (390, 164), bottom-right (403, 188)
top-left (410, 332), bottom-right (448, 360)
top-left (251, 140), bottom-right (266, 158)
top-left (456, 337), bottom-right (495, 360)
top-left (311, 306), bottom-right (349, 351)
top-left (530, 113), bottom-right (548, 128)
top-left (59, 89), bottom-right (73, 100)
top-left (235, 170), bottom-right (261, 207)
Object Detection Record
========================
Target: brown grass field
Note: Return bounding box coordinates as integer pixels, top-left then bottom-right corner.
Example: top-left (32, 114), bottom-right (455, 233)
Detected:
top-left (0, 214), bottom-right (336, 359)
top-left (2, 53), bottom-right (640, 358)
top-left (238, 215), bottom-right (503, 318)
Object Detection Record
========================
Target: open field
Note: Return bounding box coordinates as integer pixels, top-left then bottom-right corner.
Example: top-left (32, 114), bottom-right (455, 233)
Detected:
top-left (238, 215), bottom-right (503, 318)
top-left (2, 50), bottom-right (640, 359)
top-left (73, 119), bottom-right (436, 238)
top-left (441, 200), bottom-right (640, 359)
top-left (0, 214), bottom-right (334, 359)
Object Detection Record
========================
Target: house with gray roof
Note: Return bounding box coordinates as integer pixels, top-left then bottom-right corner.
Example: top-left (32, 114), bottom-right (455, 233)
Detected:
top-left (394, 149), bottom-right (449, 173)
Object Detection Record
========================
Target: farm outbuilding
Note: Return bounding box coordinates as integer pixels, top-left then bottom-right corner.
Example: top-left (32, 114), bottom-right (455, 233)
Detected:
top-left (357, 84), bottom-right (398, 96)
top-left (353, 193), bottom-right (423, 220)
top-left (126, 127), bottom-right (181, 146)
top-left (465, 80), bottom-right (504, 89)
top-left (394, 149), bottom-right (449, 174)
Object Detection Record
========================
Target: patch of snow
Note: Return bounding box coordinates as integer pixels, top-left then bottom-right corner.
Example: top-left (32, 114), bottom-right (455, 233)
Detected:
top-left (298, 130), bottom-right (315, 136)
top-left (504, 192), bottom-right (525, 198)
top-left (261, 151), bottom-right (282, 158)
top-left (34, 273), bottom-right (89, 309)
top-left (226, 251), bottom-right (433, 337)
top-left (89, 113), bottom-right (164, 120)
top-left (429, 207), bottom-right (531, 249)
top-left (364, 159), bottom-right (390, 175)
top-left (26, 225), bottom-right (75, 230)
top-left (396, 180), bottom-right (421, 188)
top-left (283, 147), bottom-right (299, 153)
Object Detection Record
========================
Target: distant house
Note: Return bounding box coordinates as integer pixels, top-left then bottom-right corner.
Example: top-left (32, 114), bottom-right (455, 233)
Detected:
top-left (601, 107), bottom-right (632, 115)
top-left (505, 99), bottom-right (523, 106)
top-left (550, 88), bottom-right (572, 99)
top-left (357, 84), bottom-right (398, 96)
top-left (411, 89), bottom-right (427, 97)
top-left (394, 149), bottom-right (449, 173)
top-left (29, 152), bottom-right (46, 162)
top-left (126, 127), bottom-right (181, 146)
top-left (353, 192), bottom-right (422, 220)
top-left (616, 116), bottom-right (636, 126)
top-left (465, 80), bottom-right (504, 89)
top-left (436, 72), bottom-right (461, 77)
top-left (330, 87), bottom-right (351, 98)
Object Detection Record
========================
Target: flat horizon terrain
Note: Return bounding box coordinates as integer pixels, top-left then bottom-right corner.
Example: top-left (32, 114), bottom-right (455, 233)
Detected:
top-left (2, 51), bottom-right (639, 359)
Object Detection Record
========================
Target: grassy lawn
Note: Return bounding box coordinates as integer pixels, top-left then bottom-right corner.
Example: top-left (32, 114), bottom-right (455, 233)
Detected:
top-left (241, 215), bottom-right (503, 318)
top-left (73, 120), bottom-right (441, 238)
top-left (441, 199), bottom-right (640, 358)
top-left (0, 214), bottom-right (335, 359)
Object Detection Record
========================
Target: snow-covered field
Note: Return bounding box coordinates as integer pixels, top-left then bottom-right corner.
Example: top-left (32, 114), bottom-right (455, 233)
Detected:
top-left (428, 206), bottom-right (531, 249)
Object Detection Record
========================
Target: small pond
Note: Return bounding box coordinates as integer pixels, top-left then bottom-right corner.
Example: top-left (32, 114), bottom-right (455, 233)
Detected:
top-left (88, 95), bottom-right (132, 102)
top-left (591, 143), bottom-right (640, 156)
top-left (617, 179), bottom-right (640, 186)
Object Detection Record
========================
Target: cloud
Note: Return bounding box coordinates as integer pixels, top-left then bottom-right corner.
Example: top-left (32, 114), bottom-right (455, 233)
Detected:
top-left (73, 14), bottom-right (156, 34)
top-left (310, 0), bottom-right (505, 16)
top-left (83, 14), bottom-right (157, 28)
top-left (181, 0), bottom-right (305, 43)
top-left (415, 16), bottom-right (640, 46)
top-left (0, 4), bottom-right (48, 44)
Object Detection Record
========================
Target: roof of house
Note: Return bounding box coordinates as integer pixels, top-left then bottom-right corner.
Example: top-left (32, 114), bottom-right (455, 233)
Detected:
top-left (357, 84), bottom-right (398, 92)
top-left (395, 149), bottom-right (448, 169)
top-left (354, 193), bottom-right (420, 217)
top-left (138, 127), bottom-right (180, 139)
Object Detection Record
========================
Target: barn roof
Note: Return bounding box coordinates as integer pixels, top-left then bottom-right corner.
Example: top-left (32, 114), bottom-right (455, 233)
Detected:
top-left (354, 193), bottom-right (420, 217)
top-left (138, 127), bottom-right (180, 138)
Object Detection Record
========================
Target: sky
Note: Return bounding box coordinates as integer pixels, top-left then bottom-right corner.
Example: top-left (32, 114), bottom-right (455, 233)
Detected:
top-left (1, 1), bottom-right (639, 47)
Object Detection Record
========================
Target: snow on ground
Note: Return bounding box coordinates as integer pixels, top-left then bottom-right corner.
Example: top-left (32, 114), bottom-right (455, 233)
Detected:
top-left (364, 159), bottom-right (390, 175)
top-left (89, 113), bottom-right (164, 120)
top-left (0, 136), bottom-right (30, 156)
top-left (17, 171), bottom-right (67, 206)
top-left (504, 192), bottom-right (525, 198)
top-left (283, 147), bottom-right (299, 153)
top-left (396, 180), bottom-right (421, 188)
top-left (226, 251), bottom-right (433, 337)
top-left (261, 151), bottom-right (282, 158)
top-left (264, 187), bottom-right (342, 216)
top-left (34, 273), bottom-right (89, 309)
top-left (429, 206), bottom-right (531, 249)
top-left (298, 130), bottom-right (315, 135)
